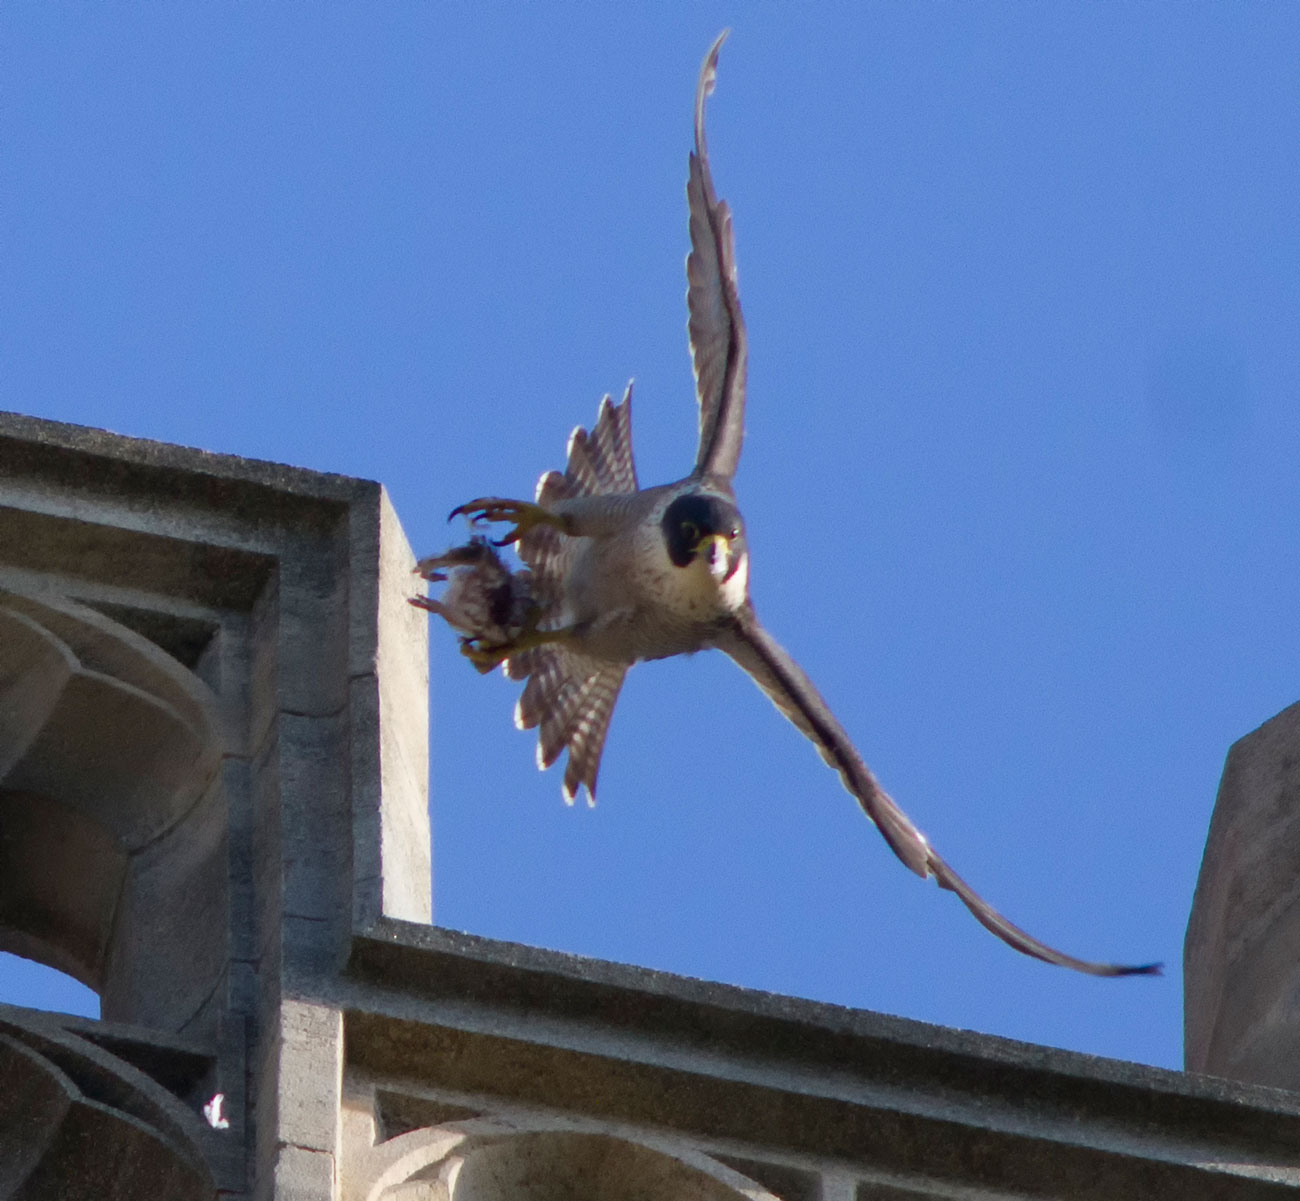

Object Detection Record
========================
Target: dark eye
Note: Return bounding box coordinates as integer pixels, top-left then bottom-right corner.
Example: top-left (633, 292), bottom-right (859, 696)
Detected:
top-left (681, 520), bottom-right (699, 543)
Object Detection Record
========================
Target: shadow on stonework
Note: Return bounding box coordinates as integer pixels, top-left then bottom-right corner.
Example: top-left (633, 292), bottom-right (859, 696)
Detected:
top-left (0, 580), bottom-right (227, 1039)
top-left (0, 1004), bottom-right (216, 1200)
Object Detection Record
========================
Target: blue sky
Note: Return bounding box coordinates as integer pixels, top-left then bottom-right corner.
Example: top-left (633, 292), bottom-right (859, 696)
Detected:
top-left (4, 5), bottom-right (1300, 1072)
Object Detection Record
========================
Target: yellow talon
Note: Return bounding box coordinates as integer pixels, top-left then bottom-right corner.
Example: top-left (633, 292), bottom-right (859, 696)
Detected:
top-left (449, 497), bottom-right (565, 546)
top-left (459, 621), bottom-right (573, 673)
top-left (461, 639), bottom-right (511, 673)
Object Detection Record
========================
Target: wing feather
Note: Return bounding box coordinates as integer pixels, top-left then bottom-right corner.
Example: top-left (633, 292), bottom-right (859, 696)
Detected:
top-left (584, 386), bottom-right (639, 495)
top-left (719, 606), bottom-right (1160, 977)
top-left (687, 31), bottom-right (748, 482)
top-left (516, 386), bottom-right (639, 613)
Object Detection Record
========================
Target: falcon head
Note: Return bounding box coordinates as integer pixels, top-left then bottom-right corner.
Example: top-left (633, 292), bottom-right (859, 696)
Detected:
top-left (662, 492), bottom-right (747, 589)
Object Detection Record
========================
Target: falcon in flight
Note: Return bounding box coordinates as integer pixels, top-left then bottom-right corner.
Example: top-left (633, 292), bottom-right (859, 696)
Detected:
top-left (417, 33), bottom-right (1158, 978)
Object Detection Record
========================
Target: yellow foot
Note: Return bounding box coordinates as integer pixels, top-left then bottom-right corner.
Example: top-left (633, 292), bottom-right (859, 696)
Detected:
top-left (459, 622), bottom-right (572, 674)
top-left (461, 639), bottom-right (513, 673)
top-left (448, 497), bottom-right (566, 546)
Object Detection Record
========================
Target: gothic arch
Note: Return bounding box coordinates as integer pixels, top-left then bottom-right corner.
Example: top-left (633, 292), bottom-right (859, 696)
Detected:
top-left (360, 1117), bottom-right (782, 1201)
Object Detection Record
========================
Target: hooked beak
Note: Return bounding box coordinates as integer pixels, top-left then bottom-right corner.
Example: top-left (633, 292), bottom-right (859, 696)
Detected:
top-left (700, 533), bottom-right (742, 583)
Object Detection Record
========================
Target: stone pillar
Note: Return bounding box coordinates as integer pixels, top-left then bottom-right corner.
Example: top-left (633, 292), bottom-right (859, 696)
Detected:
top-left (1185, 698), bottom-right (1300, 1087)
top-left (0, 411), bottom-right (429, 1199)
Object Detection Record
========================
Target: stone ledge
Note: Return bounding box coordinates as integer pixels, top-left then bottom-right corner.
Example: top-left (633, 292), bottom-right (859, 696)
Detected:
top-left (338, 918), bottom-right (1300, 1198)
top-left (0, 409), bottom-right (373, 505)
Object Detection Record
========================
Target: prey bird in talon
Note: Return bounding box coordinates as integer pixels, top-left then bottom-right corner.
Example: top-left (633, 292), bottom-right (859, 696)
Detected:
top-left (421, 32), bottom-right (1160, 978)
top-left (412, 538), bottom-right (539, 673)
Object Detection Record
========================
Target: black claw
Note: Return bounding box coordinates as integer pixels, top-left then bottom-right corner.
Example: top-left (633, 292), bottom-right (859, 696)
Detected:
top-left (448, 499), bottom-right (486, 523)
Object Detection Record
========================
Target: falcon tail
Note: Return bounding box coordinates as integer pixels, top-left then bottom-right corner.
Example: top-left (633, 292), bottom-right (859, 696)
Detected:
top-left (508, 385), bottom-right (638, 804)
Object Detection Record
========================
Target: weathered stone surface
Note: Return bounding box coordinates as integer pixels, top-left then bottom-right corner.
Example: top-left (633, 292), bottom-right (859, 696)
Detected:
top-left (1, 584), bottom-right (217, 742)
top-left (351, 672), bottom-right (430, 930)
top-left (353, 1123), bottom-right (781, 1201)
top-left (273, 526), bottom-right (353, 720)
top-left (246, 567), bottom-right (283, 765)
top-left (0, 584), bottom-right (227, 1020)
top-left (347, 486), bottom-right (430, 929)
top-left (0, 791), bottom-right (126, 987)
top-left (0, 1007), bottom-right (215, 1201)
top-left (276, 713), bottom-right (351, 938)
top-left (0, 608), bottom-right (73, 778)
top-left (5, 407), bottom-right (1297, 1201)
top-left (100, 774), bottom-right (229, 1035)
top-left (341, 918), bottom-right (1300, 1200)
top-left (0, 411), bottom-right (424, 1198)
top-left (0, 583), bottom-right (221, 849)
top-left (373, 491), bottom-right (429, 925)
top-left (265, 1144), bottom-right (336, 1201)
top-left (255, 1000), bottom-right (343, 1164)
top-left (0, 1033), bottom-right (68, 1190)
top-left (1187, 699), bottom-right (1300, 1089)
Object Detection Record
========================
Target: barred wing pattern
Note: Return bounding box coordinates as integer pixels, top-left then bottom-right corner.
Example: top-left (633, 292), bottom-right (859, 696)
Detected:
top-left (510, 644), bottom-right (627, 804)
top-left (564, 386), bottom-right (639, 497)
top-left (509, 386), bottom-right (639, 803)
top-left (719, 604), bottom-right (1160, 977)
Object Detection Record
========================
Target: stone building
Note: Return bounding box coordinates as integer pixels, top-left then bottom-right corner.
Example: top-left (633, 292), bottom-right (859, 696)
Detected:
top-left (1, 409), bottom-right (1299, 1199)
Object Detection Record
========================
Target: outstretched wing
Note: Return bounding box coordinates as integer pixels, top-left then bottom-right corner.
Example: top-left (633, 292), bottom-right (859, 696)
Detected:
top-left (687, 31), bottom-right (748, 483)
top-left (718, 604), bottom-right (1160, 977)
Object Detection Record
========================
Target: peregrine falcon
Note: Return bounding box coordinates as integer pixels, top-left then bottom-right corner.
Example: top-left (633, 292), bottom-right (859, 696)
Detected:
top-left (416, 33), bottom-right (1158, 978)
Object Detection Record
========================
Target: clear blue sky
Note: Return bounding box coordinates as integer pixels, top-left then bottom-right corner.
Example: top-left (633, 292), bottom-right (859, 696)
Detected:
top-left (4, 5), bottom-right (1299, 1073)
